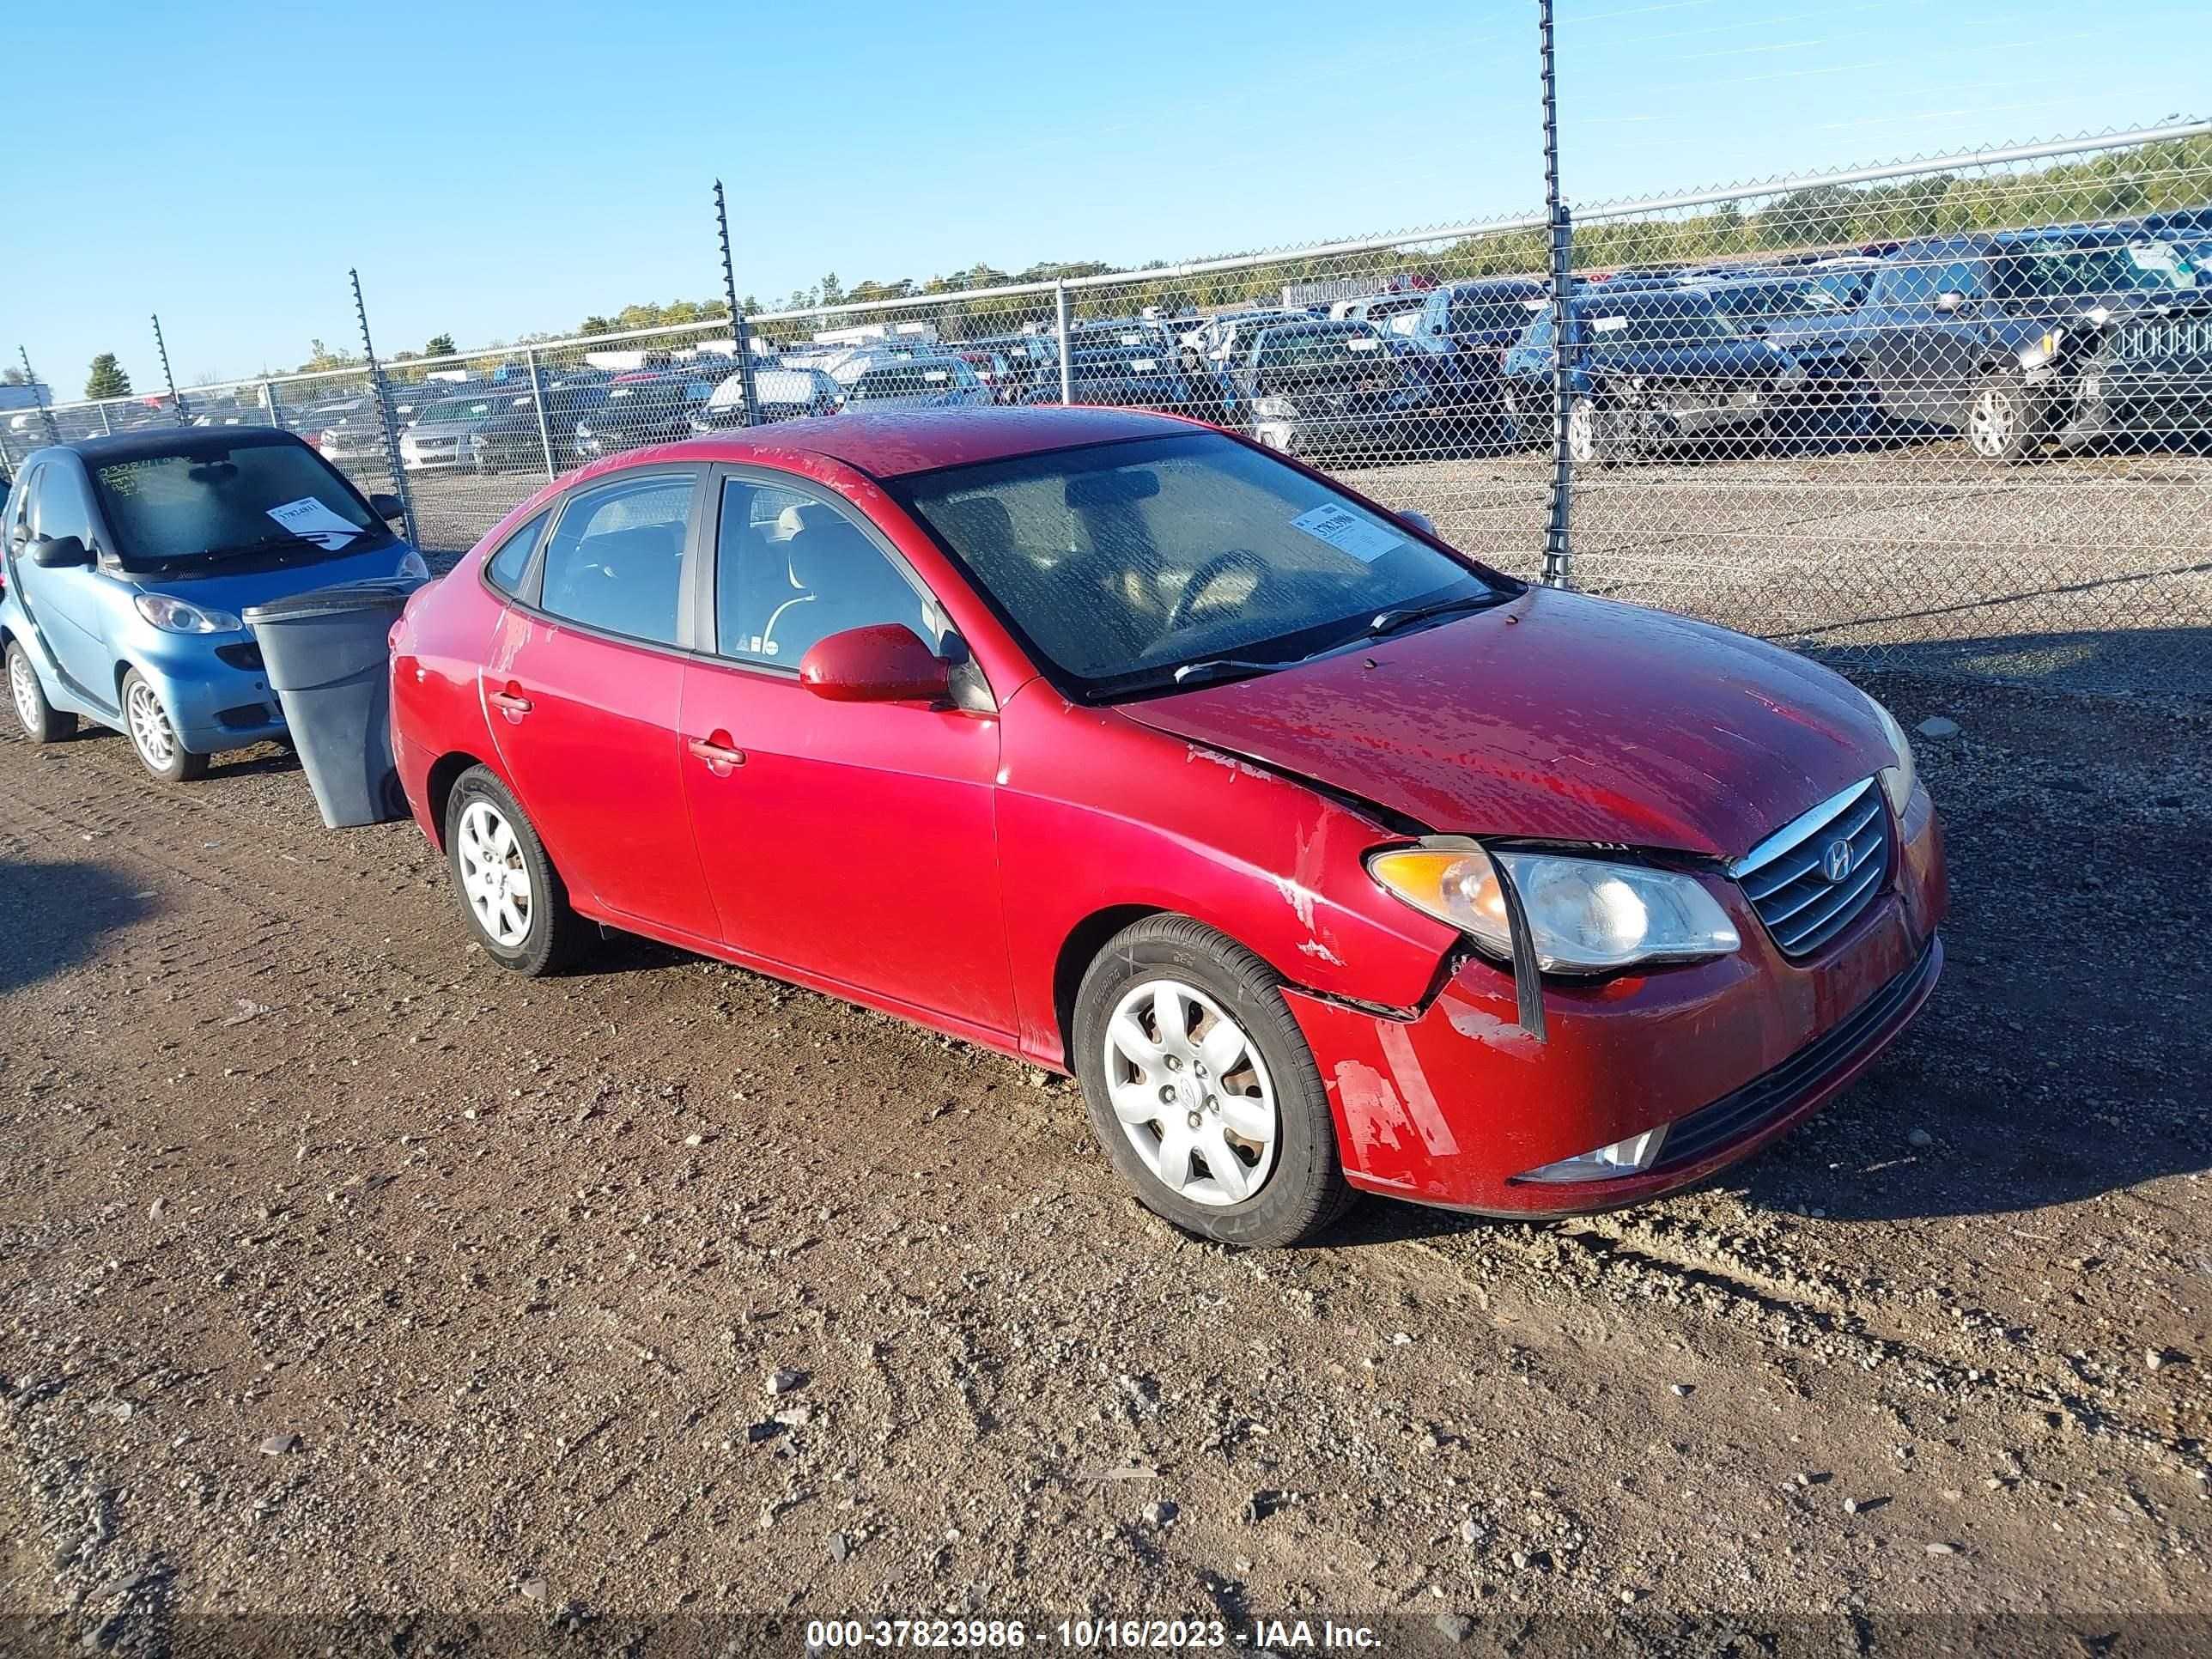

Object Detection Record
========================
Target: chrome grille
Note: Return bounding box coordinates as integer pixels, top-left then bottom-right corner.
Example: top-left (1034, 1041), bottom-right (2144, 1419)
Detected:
top-left (1733, 778), bottom-right (1890, 958)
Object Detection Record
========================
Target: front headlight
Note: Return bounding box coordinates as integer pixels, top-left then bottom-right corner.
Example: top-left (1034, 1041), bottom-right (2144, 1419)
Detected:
top-left (1367, 841), bottom-right (1740, 975)
top-left (1863, 691), bottom-right (1917, 815)
top-left (1252, 396), bottom-right (1298, 419)
top-left (135, 593), bottom-right (244, 635)
top-left (396, 550), bottom-right (429, 581)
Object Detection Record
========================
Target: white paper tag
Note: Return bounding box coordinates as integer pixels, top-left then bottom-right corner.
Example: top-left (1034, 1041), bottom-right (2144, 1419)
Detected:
top-left (1289, 502), bottom-right (1404, 563)
top-left (1592, 316), bottom-right (1628, 334)
top-left (1347, 337), bottom-right (1382, 352)
top-left (1131, 357), bottom-right (1158, 373)
top-left (265, 496), bottom-right (365, 549)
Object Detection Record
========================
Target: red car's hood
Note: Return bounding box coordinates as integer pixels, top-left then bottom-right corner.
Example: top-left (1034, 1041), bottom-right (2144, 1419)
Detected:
top-left (1117, 588), bottom-right (1891, 860)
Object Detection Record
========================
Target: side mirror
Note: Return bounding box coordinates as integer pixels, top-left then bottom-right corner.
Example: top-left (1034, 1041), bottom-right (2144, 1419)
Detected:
top-left (1399, 510), bottom-right (1438, 538)
top-left (27, 534), bottom-right (91, 569)
top-left (1933, 290), bottom-right (1969, 314)
top-left (369, 493), bottom-right (405, 521)
top-left (797, 623), bottom-right (952, 705)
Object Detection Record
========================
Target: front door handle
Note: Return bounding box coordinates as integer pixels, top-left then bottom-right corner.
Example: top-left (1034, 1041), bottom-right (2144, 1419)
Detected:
top-left (687, 732), bottom-right (745, 776)
top-left (488, 684), bottom-right (532, 722)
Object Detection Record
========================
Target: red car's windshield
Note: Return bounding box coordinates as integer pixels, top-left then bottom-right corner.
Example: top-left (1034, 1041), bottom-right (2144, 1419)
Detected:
top-left (892, 431), bottom-right (1510, 698)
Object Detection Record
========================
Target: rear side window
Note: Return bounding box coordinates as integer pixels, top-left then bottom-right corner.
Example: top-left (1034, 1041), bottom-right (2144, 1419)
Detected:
top-left (483, 507), bottom-right (550, 594)
top-left (536, 473), bottom-right (696, 647)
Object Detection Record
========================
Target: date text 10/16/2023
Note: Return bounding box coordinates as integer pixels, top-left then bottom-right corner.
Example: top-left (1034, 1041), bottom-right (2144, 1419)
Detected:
top-left (804, 1618), bottom-right (1383, 1650)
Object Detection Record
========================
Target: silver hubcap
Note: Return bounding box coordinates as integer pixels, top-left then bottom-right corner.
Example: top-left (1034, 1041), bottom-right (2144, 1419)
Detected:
top-left (1566, 399), bottom-right (1595, 464)
top-left (125, 681), bottom-right (177, 770)
top-left (457, 800), bottom-right (533, 948)
top-left (9, 652), bottom-right (38, 730)
top-left (1103, 979), bottom-right (1279, 1208)
top-left (1969, 388), bottom-right (2014, 455)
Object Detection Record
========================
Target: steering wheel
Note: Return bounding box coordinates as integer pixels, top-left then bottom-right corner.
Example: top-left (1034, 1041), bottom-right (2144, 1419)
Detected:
top-left (1165, 549), bottom-right (1276, 634)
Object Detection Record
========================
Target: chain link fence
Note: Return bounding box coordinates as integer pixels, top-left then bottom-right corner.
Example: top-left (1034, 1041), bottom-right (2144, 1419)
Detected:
top-left (6, 123), bottom-right (2207, 696)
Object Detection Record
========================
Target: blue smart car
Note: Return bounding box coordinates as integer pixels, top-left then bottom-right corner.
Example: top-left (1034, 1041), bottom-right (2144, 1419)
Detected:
top-left (2, 428), bottom-right (426, 781)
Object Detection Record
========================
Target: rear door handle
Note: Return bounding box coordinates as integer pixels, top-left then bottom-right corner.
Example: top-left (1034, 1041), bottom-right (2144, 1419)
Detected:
top-left (488, 685), bottom-right (532, 721)
top-left (687, 733), bottom-right (745, 775)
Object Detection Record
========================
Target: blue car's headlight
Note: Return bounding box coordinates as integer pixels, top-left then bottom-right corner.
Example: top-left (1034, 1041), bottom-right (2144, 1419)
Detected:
top-left (135, 593), bottom-right (244, 635)
top-left (397, 550), bottom-right (429, 581)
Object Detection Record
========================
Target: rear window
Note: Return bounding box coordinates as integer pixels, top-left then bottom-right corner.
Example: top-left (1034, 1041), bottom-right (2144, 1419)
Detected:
top-left (1255, 322), bottom-right (1389, 368)
top-left (90, 441), bottom-right (384, 566)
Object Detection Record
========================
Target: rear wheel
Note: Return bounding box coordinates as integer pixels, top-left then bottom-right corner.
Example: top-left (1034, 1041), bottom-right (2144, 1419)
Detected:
top-left (7, 641), bottom-right (77, 744)
top-left (1565, 394), bottom-right (1619, 466)
top-left (121, 670), bottom-right (206, 782)
top-left (444, 765), bottom-right (584, 975)
top-left (1073, 915), bottom-right (1352, 1247)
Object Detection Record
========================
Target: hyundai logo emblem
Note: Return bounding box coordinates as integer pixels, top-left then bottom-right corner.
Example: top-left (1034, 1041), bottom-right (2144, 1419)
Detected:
top-left (1821, 837), bottom-right (1854, 884)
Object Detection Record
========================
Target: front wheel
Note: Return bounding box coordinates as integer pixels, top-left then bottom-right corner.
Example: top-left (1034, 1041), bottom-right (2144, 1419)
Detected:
top-left (8, 641), bottom-right (77, 744)
top-left (443, 764), bottom-right (585, 975)
top-left (121, 670), bottom-right (207, 782)
top-left (1966, 372), bottom-right (2047, 463)
top-left (1565, 394), bottom-right (1618, 467)
top-left (1072, 915), bottom-right (1352, 1247)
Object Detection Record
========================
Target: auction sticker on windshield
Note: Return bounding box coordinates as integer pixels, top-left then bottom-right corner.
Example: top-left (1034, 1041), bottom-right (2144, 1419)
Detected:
top-left (265, 496), bottom-right (365, 548)
top-left (1289, 501), bottom-right (1404, 562)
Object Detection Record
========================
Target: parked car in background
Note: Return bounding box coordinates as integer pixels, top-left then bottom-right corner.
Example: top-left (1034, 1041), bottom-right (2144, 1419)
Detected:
top-left (1786, 227), bottom-right (2203, 459)
top-left (691, 366), bottom-right (846, 432)
top-left (1019, 347), bottom-right (1194, 413)
top-left (574, 371), bottom-right (721, 459)
top-left (290, 398), bottom-right (367, 451)
top-left (1232, 318), bottom-right (1440, 463)
top-left (3, 428), bottom-right (424, 781)
top-left (1401, 276), bottom-right (1551, 441)
top-left (1500, 287), bottom-right (1818, 464)
top-left (400, 390), bottom-right (516, 474)
top-left (962, 332), bottom-right (1060, 401)
top-left (386, 405), bottom-right (1942, 1247)
top-left (469, 372), bottom-right (618, 474)
top-left (2049, 284), bottom-right (2212, 454)
top-left (842, 358), bottom-right (994, 410)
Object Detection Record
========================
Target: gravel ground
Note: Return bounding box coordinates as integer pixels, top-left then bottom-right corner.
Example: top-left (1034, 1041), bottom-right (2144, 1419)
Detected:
top-left (386, 436), bottom-right (2212, 702)
top-left (0, 663), bottom-right (2207, 1652)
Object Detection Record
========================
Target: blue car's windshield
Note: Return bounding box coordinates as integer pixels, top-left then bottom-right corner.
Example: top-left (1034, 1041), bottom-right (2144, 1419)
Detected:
top-left (88, 441), bottom-right (388, 567)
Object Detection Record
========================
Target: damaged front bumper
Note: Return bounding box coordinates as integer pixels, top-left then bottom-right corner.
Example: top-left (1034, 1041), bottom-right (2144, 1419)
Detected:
top-left (1283, 785), bottom-right (1947, 1216)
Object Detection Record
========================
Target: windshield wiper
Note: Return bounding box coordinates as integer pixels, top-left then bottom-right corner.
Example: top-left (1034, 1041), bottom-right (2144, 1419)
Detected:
top-left (1170, 656), bottom-right (1293, 688)
top-left (194, 531), bottom-right (371, 562)
top-left (1364, 592), bottom-right (1506, 639)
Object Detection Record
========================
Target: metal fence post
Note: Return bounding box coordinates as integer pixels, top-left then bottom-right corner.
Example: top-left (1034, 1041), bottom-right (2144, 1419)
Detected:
top-left (97, 403), bottom-right (113, 435)
top-left (263, 380), bottom-right (283, 433)
top-left (1054, 282), bottom-right (1073, 405)
top-left (152, 313), bottom-right (187, 426)
top-left (19, 348), bottom-right (59, 445)
top-left (714, 179), bottom-right (761, 427)
top-left (1537, 0), bottom-right (1575, 590)
top-left (351, 268), bottom-right (421, 549)
top-left (526, 345), bottom-right (556, 481)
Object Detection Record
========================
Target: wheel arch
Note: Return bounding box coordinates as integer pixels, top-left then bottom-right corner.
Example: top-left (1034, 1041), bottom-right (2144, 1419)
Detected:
top-left (423, 749), bottom-right (496, 851)
top-left (1052, 904), bottom-right (1170, 1073)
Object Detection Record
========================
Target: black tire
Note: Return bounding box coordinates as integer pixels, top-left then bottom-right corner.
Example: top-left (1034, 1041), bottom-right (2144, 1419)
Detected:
top-left (442, 763), bottom-right (585, 976)
top-left (120, 668), bottom-right (207, 782)
top-left (1966, 370), bottom-right (2047, 464)
top-left (6, 640), bottom-right (77, 744)
top-left (1071, 915), bottom-right (1353, 1248)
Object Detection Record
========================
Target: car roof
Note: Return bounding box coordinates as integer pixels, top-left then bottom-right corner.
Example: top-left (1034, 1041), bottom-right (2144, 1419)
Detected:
top-left (51, 425), bottom-right (308, 466)
top-left (599, 405), bottom-right (1193, 478)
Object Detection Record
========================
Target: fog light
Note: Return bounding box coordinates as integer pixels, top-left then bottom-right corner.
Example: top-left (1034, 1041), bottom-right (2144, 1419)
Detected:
top-left (1515, 1125), bottom-right (1669, 1184)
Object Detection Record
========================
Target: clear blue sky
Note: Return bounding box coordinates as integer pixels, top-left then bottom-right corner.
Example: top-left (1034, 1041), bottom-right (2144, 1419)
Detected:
top-left (7, 0), bottom-right (2203, 393)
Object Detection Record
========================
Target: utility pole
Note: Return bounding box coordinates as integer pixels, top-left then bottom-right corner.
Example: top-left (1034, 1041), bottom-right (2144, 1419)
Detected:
top-left (1538, 0), bottom-right (1576, 589)
top-left (714, 179), bottom-right (761, 428)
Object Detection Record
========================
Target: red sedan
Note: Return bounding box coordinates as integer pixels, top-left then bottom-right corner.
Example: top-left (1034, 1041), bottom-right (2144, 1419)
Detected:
top-left (389, 408), bottom-right (1944, 1246)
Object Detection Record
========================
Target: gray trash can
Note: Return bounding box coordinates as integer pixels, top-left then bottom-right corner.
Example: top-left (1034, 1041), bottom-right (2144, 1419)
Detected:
top-left (244, 577), bottom-right (424, 830)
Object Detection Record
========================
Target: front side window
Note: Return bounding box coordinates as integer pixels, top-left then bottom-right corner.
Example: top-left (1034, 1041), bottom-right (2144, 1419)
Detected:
top-left (536, 472), bottom-right (695, 647)
top-left (893, 431), bottom-right (1508, 698)
top-left (712, 477), bottom-right (934, 666)
top-left (88, 439), bottom-right (387, 568)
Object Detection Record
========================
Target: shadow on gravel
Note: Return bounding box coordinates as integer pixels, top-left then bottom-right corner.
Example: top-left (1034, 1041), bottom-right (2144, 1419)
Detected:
top-left (1807, 625), bottom-right (2212, 702)
top-left (0, 854), bottom-right (157, 996)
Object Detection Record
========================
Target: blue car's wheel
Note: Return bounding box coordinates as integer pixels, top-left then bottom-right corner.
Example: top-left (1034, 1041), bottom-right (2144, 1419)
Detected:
top-left (7, 641), bottom-right (76, 744)
top-left (121, 669), bottom-right (207, 783)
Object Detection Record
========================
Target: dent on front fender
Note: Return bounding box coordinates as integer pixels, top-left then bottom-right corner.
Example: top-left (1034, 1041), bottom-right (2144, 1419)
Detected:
top-left (995, 688), bottom-right (1461, 1066)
